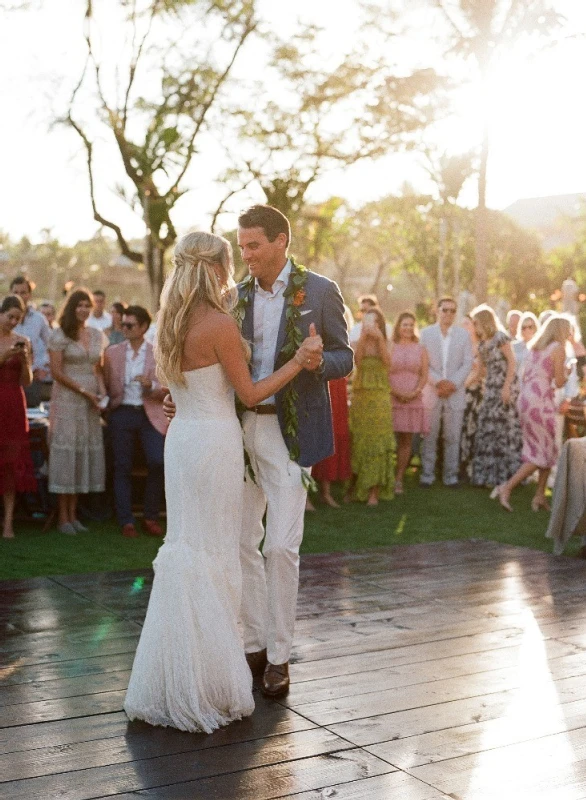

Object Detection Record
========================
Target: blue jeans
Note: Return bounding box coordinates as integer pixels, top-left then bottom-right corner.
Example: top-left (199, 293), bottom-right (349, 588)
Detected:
top-left (109, 406), bottom-right (165, 526)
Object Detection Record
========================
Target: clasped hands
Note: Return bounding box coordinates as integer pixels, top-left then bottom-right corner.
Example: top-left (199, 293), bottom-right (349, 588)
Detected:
top-left (435, 379), bottom-right (456, 399)
top-left (294, 323), bottom-right (323, 371)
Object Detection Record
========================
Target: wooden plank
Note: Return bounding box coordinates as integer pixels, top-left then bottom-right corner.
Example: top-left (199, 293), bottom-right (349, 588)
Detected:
top-left (0, 634), bottom-right (140, 668)
top-left (0, 652), bottom-right (134, 688)
top-left (93, 750), bottom-right (395, 800)
top-left (290, 633), bottom-right (578, 684)
top-left (285, 642), bottom-right (581, 706)
top-left (291, 771), bottom-right (453, 799)
top-left (0, 669), bottom-right (131, 707)
top-left (1, 729), bottom-right (358, 799)
top-left (409, 726), bottom-right (586, 800)
top-left (0, 690), bottom-right (127, 728)
top-left (0, 696), bottom-right (315, 756)
top-left (366, 694), bottom-right (586, 770)
top-left (328, 672), bottom-right (586, 748)
top-left (290, 660), bottom-right (586, 727)
top-left (0, 698), bottom-right (318, 781)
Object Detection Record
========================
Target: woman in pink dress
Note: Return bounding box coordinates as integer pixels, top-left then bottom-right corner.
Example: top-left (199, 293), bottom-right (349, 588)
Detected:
top-left (493, 315), bottom-right (571, 512)
top-left (388, 312), bottom-right (429, 494)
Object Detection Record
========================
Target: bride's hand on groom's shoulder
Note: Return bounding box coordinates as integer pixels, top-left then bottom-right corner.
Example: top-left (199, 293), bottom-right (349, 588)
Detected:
top-left (163, 394), bottom-right (176, 421)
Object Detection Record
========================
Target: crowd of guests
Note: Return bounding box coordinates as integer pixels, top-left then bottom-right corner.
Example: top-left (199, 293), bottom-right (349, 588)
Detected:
top-left (0, 273), bottom-right (583, 537)
top-left (308, 293), bottom-right (583, 514)
top-left (0, 278), bottom-right (165, 539)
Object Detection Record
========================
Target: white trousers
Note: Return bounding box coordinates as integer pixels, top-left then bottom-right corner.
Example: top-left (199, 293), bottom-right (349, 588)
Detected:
top-left (240, 412), bottom-right (307, 665)
top-left (421, 399), bottom-right (465, 485)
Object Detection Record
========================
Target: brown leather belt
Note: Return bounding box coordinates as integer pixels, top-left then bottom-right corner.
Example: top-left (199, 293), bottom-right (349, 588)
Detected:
top-left (248, 404), bottom-right (277, 415)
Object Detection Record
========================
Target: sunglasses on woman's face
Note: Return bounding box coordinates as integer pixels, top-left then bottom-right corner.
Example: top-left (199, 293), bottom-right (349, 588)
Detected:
top-left (122, 322), bottom-right (137, 329)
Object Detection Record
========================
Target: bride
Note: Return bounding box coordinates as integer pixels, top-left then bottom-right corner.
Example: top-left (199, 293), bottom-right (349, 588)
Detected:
top-left (123, 231), bottom-right (321, 733)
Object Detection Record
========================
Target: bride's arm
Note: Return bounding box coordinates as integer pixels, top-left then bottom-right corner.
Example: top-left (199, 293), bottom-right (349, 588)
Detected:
top-left (214, 316), bottom-right (306, 407)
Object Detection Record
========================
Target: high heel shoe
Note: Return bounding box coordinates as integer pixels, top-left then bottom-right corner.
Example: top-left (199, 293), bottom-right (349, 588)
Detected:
top-left (531, 496), bottom-right (550, 512)
top-left (492, 485), bottom-right (513, 512)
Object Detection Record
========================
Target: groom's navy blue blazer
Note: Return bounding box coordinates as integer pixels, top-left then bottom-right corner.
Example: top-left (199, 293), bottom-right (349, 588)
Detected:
top-left (239, 268), bottom-right (354, 467)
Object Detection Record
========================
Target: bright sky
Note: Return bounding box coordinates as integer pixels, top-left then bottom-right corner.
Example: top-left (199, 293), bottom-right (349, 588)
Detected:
top-left (1, 0), bottom-right (585, 245)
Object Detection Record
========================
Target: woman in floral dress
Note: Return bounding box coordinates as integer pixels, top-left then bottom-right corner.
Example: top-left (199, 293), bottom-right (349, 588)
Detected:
top-left (459, 314), bottom-right (483, 483)
top-left (348, 307), bottom-right (394, 506)
top-left (471, 307), bottom-right (522, 488)
top-left (494, 315), bottom-right (571, 512)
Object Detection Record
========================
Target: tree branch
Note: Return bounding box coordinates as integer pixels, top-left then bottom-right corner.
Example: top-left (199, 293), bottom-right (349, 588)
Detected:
top-left (67, 114), bottom-right (142, 263)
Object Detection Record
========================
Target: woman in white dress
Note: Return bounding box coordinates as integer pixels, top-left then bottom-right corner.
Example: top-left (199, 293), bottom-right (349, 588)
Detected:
top-left (123, 231), bottom-right (320, 733)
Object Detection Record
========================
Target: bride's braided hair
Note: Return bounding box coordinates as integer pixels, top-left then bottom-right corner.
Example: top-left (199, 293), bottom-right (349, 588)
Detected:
top-left (156, 231), bottom-right (237, 387)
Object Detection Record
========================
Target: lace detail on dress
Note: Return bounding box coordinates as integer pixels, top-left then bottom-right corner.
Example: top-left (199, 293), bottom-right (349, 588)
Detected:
top-left (124, 364), bottom-right (254, 732)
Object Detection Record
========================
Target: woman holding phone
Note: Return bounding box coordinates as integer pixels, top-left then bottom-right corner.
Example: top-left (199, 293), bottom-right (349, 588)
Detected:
top-left (0, 294), bottom-right (36, 538)
top-left (348, 307), bottom-right (395, 505)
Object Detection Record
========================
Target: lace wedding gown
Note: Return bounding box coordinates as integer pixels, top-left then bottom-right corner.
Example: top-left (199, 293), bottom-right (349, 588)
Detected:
top-left (124, 364), bottom-right (254, 732)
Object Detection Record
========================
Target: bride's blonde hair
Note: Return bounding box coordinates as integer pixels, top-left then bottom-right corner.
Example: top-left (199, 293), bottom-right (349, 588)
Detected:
top-left (156, 231), bottom-right (236, 387)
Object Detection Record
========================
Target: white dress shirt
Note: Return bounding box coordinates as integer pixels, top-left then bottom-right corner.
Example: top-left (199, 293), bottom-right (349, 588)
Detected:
top-left (14, 305), bottom-right (51, 374)
top-left (122, 341), bottom-right (147, 406)
top-left (251, 259), bottom-right (291, 405)
top-left (440, 326), bottom-right (452, 379)
top-left (88, 311), bottom-right (113, 332)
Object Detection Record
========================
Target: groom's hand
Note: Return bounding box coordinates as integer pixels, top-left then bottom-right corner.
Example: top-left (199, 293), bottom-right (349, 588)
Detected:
top-left (163, 394), bottom-right (176, 421)
top-left (297, 323), bottom-right (324, 371)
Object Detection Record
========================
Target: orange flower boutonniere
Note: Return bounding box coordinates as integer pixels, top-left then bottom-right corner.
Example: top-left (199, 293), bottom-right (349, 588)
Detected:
top-left (292, 289), bottom-right (306, 307)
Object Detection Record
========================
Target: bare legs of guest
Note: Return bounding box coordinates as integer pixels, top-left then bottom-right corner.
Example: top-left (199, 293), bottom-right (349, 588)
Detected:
top-left (492, 462), bottom-right (550, 512)
top-left (2, 490), bottom-right (15, 538)
top-left (394, 432), bottom-right (413, 494)
top-left (57, 493), bottom-right (87, 534)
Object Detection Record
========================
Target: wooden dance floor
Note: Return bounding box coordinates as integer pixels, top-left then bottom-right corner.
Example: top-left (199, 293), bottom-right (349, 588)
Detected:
top-left (3, 540), bottom-right (586, 799)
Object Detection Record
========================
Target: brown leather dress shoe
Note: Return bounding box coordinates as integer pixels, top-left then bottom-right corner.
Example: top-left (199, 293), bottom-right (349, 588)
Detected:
top-left (122, 523), bottom-right (139, 538)
top-left (245, 649), bottom-right (267, 677)
top-left (262, 662), bottom-right (290, 697)
top-left (142, 519), bottom-right (164, 537)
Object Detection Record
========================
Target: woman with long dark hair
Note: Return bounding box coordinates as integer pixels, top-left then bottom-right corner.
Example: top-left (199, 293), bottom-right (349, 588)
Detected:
top-left (0, 295), bottom-right (36, 538)
top-left (47, 288), bottom-right (107, 534)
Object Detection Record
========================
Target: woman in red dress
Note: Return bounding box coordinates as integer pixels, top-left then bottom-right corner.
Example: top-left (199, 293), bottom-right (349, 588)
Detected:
top-left (309, 377), bottom-right (352, 507)
top-left (0, 294), bottom-right (36, 538)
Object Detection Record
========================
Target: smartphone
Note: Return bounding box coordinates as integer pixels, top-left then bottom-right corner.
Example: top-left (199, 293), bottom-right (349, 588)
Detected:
top-left (363, 312), bottom-right (377, 330)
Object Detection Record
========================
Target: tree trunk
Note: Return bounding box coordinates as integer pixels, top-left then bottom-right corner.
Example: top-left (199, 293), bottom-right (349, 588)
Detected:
top-left (475, 119), bottom-right (489, 303)
top-left (453, 217), bottom-right (461, 301)
top-left (437, 217), bottom-right (448, 298)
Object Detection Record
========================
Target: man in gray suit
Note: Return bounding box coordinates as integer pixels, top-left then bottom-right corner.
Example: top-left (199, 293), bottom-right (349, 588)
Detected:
top-left (420, 297), bottom-right (474, 487)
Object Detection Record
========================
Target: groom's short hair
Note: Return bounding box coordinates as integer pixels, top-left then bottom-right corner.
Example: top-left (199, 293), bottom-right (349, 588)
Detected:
top-left (238, 205), bottom-right (291, 247)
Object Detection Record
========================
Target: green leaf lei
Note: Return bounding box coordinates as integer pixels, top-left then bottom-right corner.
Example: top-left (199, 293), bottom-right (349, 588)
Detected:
top-left (234, 259), bottom-right (316, 490)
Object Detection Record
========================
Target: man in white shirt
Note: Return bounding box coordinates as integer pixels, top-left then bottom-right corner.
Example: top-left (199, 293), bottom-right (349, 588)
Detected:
top-left (419, 296), bottom-right (474, 487)
top-left (88, 290), bottom-right (113, 333)
top-left (11, 275), bottom-right (52, 405)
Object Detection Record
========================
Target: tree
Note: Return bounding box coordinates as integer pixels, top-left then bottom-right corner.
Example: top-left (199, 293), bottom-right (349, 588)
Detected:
top-left (431, 0), bottom-right (564, 302)
top-left (64, 0), bottom-right (257, 307)
top-left (212, 21), bottom-right (445, 232)
top-left (423, 149), bottom-right (476, 297)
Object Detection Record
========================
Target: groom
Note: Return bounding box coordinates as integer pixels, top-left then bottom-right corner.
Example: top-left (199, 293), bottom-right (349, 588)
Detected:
top-left (166, 205), bottom-right (353, 695)
top-left (236, 205), bottom-right (353, 696)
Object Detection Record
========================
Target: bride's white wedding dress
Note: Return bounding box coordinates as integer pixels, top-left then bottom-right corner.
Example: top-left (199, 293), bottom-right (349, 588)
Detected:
top-left (123, 364), bottom-right (254, 733)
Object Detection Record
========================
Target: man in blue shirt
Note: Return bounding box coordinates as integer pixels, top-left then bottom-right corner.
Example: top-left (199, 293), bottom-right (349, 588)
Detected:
top-left (11, 276), bottom-right (52, 405)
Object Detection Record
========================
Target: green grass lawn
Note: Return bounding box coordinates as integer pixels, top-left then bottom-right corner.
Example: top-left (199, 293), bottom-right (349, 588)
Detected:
top-left (1, 472), bottom-right (575, 580)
